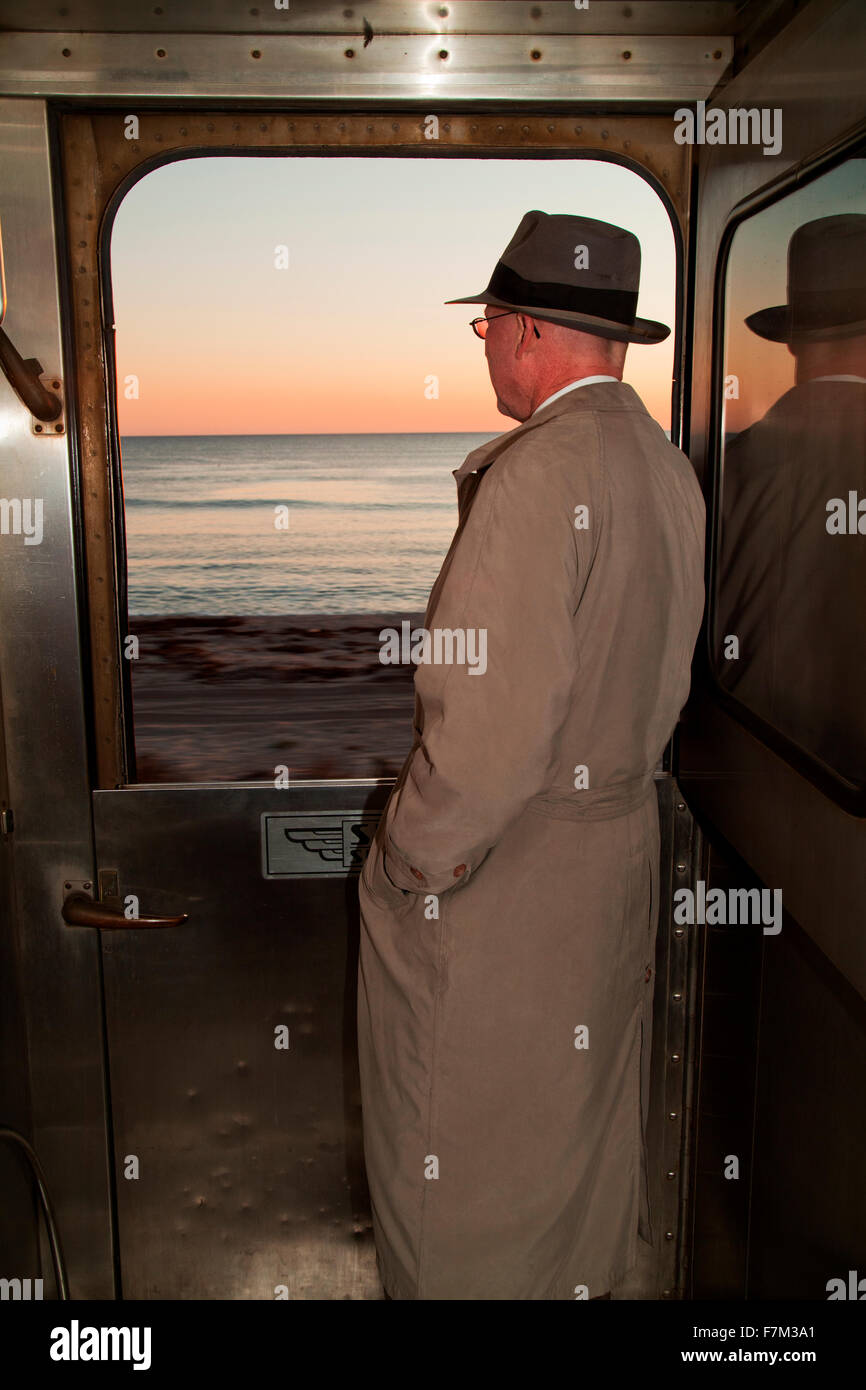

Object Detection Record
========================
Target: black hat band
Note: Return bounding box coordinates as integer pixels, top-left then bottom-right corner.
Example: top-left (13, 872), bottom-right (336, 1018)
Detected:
top-left (788, 288), bottom-right (866, 331)
top-left (487, 263), bottom-right (639, 325)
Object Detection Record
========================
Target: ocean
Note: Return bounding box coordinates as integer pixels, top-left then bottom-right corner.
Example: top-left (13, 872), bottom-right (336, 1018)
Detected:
top-left (121, 432), bottom-right (499, 615)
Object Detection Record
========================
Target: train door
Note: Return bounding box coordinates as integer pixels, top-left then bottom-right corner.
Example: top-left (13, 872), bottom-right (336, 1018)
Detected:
top-left (54, 108), bottom-right (696, 1301)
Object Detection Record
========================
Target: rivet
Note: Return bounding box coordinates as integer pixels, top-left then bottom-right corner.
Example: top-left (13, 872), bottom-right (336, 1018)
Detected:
top-left (666, 1171), bottom-right (676, 1181)
top-left (674, 927), bottom-right (684, 938)
top-left (675, 862), bottom-right (686, 873)
top-left (668, 1112), bottom-right (677, 1121)
top-left (35, 424), bottom-right (43, 433)
top-left (713, 49), bottom-right (722, 60)
top-left (672, 992), bottom-right (682, 1001)
top-left (438, 49), bottom-right (448, 60)
top-left (156, 48), bottom-right (166, 59)
top-left (622, 51), bottom-right (631, 61)
top-left (345, 48), bottom-right (355, 58)
top-left (676, 801), bottom-right (686, 811)
top-left (251, 49), bottom-right (262, 60)
top-left (530, 49), bottom-right (542, 61)
top-left (671, 1053), bottom-right (681, 1063)
top-left (62, 48), bottom-right (71, 58)
top-left (665, 1231), bottom-right (674, 1241)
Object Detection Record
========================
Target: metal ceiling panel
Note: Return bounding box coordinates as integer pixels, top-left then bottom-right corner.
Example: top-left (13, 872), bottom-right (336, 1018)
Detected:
top-left (0, 1), bottom-right (741, 38)
top-left (0, 31), bottom-right (732, 100)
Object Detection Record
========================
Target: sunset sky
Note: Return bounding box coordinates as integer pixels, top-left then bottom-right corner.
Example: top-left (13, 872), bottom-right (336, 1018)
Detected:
top-left (110, 153), bottom-right (677, 435)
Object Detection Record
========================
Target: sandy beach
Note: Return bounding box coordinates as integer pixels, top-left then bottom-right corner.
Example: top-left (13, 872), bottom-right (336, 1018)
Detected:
top-left (129, 613), bottom-right (422, 782)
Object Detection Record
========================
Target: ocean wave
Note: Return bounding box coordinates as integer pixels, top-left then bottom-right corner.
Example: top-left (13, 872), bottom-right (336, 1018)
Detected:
top-left (125, 496), bottom-right (453, 510)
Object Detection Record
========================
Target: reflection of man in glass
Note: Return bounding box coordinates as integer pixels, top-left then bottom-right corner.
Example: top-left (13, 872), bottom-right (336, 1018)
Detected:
top-left (719, 213), bottom-right (866, 779)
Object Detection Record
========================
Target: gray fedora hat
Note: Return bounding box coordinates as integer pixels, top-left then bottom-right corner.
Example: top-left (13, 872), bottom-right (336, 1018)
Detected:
top-left (445, 209), bottom-right (670, 345)
top-left (746, 214), bottom-right (866, 343)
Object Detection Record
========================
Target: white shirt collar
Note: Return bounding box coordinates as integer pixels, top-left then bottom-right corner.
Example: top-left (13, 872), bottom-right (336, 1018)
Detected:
top-left (530, 375), bottom-right (620, 418)
top-left (809, 375), bottom-right (866, 384)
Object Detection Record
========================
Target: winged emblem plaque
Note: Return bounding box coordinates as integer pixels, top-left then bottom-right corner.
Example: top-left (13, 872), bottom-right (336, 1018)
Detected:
top-left (261, 812), bottom-right (379, 878)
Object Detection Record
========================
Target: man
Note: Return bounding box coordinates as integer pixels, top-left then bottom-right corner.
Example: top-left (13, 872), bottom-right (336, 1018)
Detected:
top-left (718, 213), bottom-right (866, 780)
top-left (357, 211), bottom-right (706, 1299)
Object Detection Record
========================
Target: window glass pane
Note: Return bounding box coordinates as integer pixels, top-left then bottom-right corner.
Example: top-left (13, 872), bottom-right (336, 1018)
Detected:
top-left (715, 155), bottom-right (866, 785)
top-left (110, 155), bottom-right (677, 782)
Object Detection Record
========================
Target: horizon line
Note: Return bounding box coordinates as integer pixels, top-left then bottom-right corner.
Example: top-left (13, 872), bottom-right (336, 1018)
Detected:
top-left (120, 428), bottom-right (508, 439)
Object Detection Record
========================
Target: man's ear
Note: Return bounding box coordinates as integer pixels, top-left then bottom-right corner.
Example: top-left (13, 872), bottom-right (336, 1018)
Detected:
top-left (516, 313), bottom-right (539, 349)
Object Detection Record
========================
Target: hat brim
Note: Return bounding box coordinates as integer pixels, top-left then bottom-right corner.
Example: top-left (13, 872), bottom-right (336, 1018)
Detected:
top-left (445, 290), bottom-right (670, 345)
top-left (746, 305), bottom-right (866, 342)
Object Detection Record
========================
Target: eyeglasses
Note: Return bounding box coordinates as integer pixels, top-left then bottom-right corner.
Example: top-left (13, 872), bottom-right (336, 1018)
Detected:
top-left (470, 312), bottom-right (541, 340)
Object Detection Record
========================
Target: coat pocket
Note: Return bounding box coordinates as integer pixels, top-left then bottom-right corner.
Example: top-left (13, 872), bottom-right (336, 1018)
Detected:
top-left (360, 835), bottom-right (413, 913)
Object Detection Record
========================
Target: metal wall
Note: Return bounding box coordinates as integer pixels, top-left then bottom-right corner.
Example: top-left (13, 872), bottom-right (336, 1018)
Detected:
top-left (0, 99), bottom-right (113, 1296)
top-left (679, 0), bottom-right (866, 1297)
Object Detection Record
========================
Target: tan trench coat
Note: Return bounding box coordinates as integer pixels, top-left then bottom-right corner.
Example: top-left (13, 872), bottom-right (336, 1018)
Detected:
top-left (357, 380), bottom-right (705, 1299)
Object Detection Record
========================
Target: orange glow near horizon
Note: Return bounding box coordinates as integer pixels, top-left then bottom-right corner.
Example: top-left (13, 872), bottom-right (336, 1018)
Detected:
top-left (112, 154), bottom-right (677, 437)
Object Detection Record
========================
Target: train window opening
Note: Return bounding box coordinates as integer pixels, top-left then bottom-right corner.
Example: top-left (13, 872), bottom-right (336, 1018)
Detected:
top-left (109, 153), bottom-right (677, 783)
top-left (713, 152), bottom-right (866, 793)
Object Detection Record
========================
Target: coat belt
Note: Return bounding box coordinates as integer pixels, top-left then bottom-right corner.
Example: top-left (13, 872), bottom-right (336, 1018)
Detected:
top-left (526, 773), bottom-right (655, 821)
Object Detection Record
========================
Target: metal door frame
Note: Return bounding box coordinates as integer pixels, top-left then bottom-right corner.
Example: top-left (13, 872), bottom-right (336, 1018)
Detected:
top-left (53, 102), bottom-right (696, 1300)
top-left (57, 106), bottom-right (691, 789)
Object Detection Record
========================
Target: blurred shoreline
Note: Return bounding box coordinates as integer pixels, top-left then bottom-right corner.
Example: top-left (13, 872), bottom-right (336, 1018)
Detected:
top-left (129, 613), bottom-right (422, 782)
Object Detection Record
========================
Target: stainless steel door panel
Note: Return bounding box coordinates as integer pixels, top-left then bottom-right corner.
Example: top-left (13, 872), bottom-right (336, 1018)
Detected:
top-left (93, 782), bottom-right (389, 1298)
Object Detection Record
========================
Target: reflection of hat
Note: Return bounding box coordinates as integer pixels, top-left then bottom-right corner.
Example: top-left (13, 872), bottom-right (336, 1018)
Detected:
top-left (746, 214), bottom-right (866, 342)
top-left (445, 210), bottom-right (669, 344)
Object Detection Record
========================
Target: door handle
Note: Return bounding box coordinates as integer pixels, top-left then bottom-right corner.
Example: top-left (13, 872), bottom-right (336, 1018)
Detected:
top-left (0, 327), bottom-right (63, 423)
top-left (61, 890), bottom-right (189, 929)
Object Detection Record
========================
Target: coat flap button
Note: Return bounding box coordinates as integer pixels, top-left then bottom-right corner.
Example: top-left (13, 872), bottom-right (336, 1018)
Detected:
top-left (410, 867), bottom-right (425, 881)
top-left (454, 863), bottom-right (466, 877)
top-left (644, 966), bottom-right (652, 982)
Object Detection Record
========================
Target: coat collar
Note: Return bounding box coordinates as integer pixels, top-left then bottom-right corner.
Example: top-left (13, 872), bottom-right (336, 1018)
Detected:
top-left (453, 379), bottom-right (649, 482)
